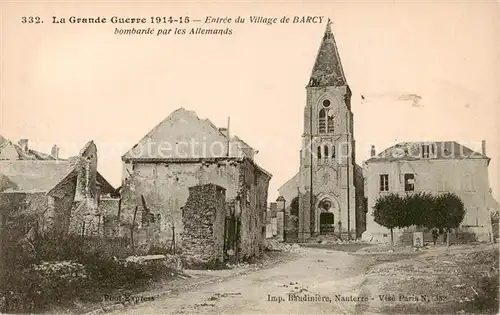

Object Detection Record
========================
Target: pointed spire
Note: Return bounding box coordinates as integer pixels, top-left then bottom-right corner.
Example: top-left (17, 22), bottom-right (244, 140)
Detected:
top-left (308, 18), bottom-right (347, 87)
top-left (325, 18), bottom-right (332, 36)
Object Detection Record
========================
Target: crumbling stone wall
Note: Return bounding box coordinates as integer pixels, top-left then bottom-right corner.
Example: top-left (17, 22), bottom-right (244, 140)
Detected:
top-left (0, 190), bottom-right (78, 239)
top-left (237, 159), bottom-right (271, 260)
top-left (120, 160), bottom-right (241, 244)
top-left (0, 192), bottom-right (47, 244)
top-left (65, 143), bottom-right (101, 237)
top-left (47, 178), bottom-right (77, 235)
top-left (68, 200), bottom-right (101, 236)
top-left (120, 158), bottom-right (271, 259)
top-left (181, 184), bottom-right (226, 268)
top-left (99, 198), bottom-right (121, 237)
top-left (72, 142), bottom-right (98, 203)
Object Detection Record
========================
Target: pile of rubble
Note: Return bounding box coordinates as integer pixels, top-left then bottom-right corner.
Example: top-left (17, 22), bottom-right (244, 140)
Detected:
top-left (316, 238), bottom-right (365, 245)
top-left (125, 254), bottom-right (182, 269)
top-left (308, 234), bottom-right (364, 245)
top-left (263, 239), bottom-right (301, 252)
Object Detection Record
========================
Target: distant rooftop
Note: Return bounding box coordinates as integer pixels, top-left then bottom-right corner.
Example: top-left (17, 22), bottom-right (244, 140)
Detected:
top-left (365, 141), bottom-right (489, 164)
top-left (0, 136), bottom-right (64, 161)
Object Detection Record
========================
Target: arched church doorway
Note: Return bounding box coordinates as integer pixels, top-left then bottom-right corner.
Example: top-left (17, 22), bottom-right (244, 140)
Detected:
top-left (318, 199), bottom-right (336, 235)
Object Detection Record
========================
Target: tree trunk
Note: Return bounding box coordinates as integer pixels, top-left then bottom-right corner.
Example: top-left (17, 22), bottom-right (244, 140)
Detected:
top-left (390, 228), bottom-right (394, 247)
top-left (446, 228), bottom-right (450, 247)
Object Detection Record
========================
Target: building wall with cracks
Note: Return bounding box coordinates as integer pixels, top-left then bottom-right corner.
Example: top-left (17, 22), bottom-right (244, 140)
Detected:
top-left (119, 157), bottom-right (271, 261)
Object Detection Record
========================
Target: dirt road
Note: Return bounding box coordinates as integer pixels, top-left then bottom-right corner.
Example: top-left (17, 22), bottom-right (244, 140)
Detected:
top-left (108, 248), bottom-right (373, 314)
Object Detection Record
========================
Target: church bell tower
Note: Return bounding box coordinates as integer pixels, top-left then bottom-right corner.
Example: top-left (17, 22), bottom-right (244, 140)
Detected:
top-left (298, 19), bottom-right (357, 241)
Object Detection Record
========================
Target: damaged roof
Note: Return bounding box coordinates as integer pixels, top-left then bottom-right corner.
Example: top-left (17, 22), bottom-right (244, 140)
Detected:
top-left (0, 137), bottom-right (115, 194)
top-left (0, 137), bottom-right (63, 161)
top-left (365, 141), bottom-right (489, 164)
top-left (121, 108), bottom-right (257, 161)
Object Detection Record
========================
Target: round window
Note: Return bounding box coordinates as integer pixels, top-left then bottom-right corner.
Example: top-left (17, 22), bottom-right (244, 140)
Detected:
top-left (323, 99), bottom-right (331, 107)
top-left (320, 200), bottom-right (332, 211)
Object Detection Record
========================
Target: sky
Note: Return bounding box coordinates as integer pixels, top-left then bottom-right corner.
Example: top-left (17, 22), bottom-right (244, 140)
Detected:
top-left (1, 1), bottom-right (499, 201)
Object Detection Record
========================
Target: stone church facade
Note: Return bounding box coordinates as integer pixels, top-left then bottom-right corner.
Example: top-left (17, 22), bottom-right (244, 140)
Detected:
top-left (278, 21), bottom-right (366, 241)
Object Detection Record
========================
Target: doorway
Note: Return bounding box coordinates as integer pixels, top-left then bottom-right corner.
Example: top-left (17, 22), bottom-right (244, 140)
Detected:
top-left (320, 212), bottom-right (335, 235)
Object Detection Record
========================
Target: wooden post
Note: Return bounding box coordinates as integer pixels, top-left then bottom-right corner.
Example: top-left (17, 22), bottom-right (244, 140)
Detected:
top-left (446, 228), bottom-right (450, 247)
top-left (131, 205), bottom-right (138, 250)
top-left (117, 198), bottom-right (122, 237)
top-left (117, 198), bottom-right (122, 219)
top-left (97, 215), bottom-right (101, 236)
top-left (226, 116), bottom-right (231, 157)
top-left (172, 225), bottom-right (176, 254)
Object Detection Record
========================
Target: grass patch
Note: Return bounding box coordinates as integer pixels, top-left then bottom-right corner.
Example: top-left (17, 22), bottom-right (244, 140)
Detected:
top-left (0, 234), bottom-right (182, 314)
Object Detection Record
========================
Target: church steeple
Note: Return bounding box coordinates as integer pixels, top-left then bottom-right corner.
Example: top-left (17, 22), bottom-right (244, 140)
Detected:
top-left (308, 19), bottom-right (347, 87)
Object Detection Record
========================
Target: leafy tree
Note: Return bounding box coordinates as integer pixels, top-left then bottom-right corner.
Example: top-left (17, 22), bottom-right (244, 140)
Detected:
top-left (435, 192), bottom-right (465, 230)
top-left (373, 193), bottom-right (404, 246)
top-left (373, 191), bottom-right (465, 246)
top-left (402, 192), bottom-right (435, 228)
top-left (434, 193), bottom-right (465, 246)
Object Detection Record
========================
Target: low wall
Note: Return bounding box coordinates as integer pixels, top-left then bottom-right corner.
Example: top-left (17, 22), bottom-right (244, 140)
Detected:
top-left (364, 226), bottom-right (492, 245)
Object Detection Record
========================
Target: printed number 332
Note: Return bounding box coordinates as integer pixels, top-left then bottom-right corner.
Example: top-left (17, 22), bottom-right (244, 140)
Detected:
top-left (21, 17), bottom-right (42, 23)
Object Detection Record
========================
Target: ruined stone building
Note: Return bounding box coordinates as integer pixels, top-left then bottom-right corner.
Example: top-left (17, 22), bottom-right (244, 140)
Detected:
top-left (278, 21), bottom-right (366, 241)
top-left (0, 137), bottom-right (116, 238)
top-left (120, 108), bottom-right (272, 261)
top-left (364, 141), bottom-right (496, 243)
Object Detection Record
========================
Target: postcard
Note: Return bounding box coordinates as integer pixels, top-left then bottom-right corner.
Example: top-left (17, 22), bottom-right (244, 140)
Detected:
top-left (0, 1), bottom-right (499, 314)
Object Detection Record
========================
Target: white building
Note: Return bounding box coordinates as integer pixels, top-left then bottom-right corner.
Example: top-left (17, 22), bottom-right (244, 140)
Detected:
top-left (363, 140), bottom-right (495, 243)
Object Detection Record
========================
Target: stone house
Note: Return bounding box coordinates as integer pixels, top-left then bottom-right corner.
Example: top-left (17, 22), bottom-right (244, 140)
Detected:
top-left (0, 137), bottom-right (116, 238)
top-left (278, 21), bottom-right (366, 241)
top-left (363, 140), bottom-right (496, 243)
top-left (120, 108), bottom-right (272, 261)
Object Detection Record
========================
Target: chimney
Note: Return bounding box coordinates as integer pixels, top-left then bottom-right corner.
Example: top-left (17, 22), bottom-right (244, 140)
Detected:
top-left (218, 128), bottom-right (228, 138)
top-left (481, 140), bottom-right (486, 156)
top-left (51, 145), bottom-right (60, 159)
top-left (18, 139), bottom-right (28, 152)
top-left (370, 145), bottom-right (376, 157)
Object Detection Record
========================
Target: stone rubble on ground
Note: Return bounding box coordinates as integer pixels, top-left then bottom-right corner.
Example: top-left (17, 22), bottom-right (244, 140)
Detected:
top-left (125, 255), bottom-right (166, 263)
top-left (308, 233), bottom-right (365, 245)
top-left (361, 231), bottom-right (374, 243)
top-left (124, 254), bottom-right (183, 269)
top-left (263, 239), bottom-right (301, 253)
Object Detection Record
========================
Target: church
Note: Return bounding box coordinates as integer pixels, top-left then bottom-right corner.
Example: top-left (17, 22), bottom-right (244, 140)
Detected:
top-left (278, 20), bottom-right (366, 241)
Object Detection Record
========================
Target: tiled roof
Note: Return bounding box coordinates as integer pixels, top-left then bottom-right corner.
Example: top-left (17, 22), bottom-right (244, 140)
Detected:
top-left (0, 136), bottom-right (64, 161)
top-left (365, 141), bottom-right (488, 163)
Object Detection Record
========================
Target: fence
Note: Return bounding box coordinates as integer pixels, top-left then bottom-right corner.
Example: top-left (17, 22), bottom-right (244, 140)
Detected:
top-left (401, 231), bottom-right (478, 246)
